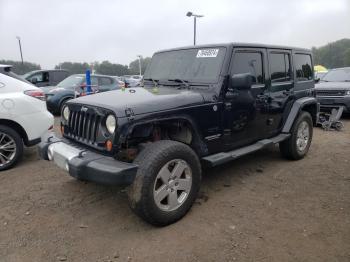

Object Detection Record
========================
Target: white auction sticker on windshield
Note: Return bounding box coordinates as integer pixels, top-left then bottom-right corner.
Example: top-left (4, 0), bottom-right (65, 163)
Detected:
top-left (197, 49), bottom-right (219, 58)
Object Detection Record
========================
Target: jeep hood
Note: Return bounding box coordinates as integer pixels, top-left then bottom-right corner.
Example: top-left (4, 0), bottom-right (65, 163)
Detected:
top-left (315, 81), bottom-right (350, 90)
top-left (70, 87), bottom-right (206, 117)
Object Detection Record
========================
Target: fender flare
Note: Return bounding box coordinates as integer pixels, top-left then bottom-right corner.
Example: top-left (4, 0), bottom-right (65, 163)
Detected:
top-left (119, 114), bottom-right (209, 156)
top-left (282, 97), bottom-right (319, 133)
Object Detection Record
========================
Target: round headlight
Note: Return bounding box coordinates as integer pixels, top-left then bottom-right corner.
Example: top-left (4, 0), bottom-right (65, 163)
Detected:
top-left (106, 115), bottom-right (116, 134)
top-left (62, 106), bottom-right (70, 121)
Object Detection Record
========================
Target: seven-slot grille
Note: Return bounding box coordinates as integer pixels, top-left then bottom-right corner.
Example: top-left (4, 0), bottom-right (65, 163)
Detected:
top-left (316, 90), bottom-right (346, 96)
top-left (66, 108), bottom-right (101, 144)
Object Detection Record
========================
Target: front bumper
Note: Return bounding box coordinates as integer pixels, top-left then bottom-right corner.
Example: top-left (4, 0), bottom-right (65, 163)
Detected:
top-left (45, 96), bottom-right (60, 113)
top-left (38, 135), bottom-right (138, 185)
top-left (317, 96), bottom-right (350, 112)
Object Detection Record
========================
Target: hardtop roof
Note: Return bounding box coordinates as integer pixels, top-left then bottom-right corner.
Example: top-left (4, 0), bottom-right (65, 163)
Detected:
top-left (155, 42), bottom-right (311, 54)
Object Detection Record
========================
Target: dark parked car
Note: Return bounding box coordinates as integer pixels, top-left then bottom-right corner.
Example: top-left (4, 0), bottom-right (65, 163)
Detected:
top-left (44, 74), bottom-right (120, 114)
top-left (22, 69), bottom-right (70, 87)
top-left (315, 67), bottom-right (350, 112)
top-left (39, 43), bottom-right (318, 226)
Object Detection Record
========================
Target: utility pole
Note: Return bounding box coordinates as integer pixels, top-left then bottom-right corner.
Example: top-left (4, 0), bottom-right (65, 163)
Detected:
top-left (186, 12), bottom-right (204, 45)
top-left (137, 55), bottom-right (142, 76)
top-left (16, 36), bottom-right (24, 65)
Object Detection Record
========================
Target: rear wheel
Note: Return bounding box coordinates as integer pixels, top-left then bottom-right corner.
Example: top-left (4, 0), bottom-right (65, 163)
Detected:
top-left (127, 140), bottom-right (201, 226)
top-left (279, 111), bottom-right (313, 160)
top-left (0, 125), bottom-right (23, 171)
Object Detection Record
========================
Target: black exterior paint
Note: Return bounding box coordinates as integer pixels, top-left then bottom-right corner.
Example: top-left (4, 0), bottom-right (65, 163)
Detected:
top-left (63, 43), bottom-right (317, 157)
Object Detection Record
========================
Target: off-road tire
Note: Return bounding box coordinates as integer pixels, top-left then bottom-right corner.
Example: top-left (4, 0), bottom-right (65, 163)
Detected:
top-left (279, 111), bottom-right (313, 160)
top-left (0, 125), bottom-right (24, 171)
top-left (127, 140), bottom-right (201, 226)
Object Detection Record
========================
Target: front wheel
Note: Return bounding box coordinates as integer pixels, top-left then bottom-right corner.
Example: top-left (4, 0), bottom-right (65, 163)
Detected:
top-left (279, 111), bottom-right (313, 160)
top-left (127, 140), bottom-right (201, 226)
top-left (0, 125), bottom-right (23, 171)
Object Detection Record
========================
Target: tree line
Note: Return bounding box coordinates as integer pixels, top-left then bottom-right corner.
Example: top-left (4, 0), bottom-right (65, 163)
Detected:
top-left (0, 57), bottom-right (151, 76)
top-left (0, 60), bottom-right (41, 75)
top-left (312, 38), bottom-right (350, 69)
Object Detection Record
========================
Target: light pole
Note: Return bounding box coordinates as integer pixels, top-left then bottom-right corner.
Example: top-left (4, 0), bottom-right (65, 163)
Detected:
top-left (137, 55), bottom-right (142, 76)
top-left (16, 36), bottom-right (24, 65)
top-left (186, 12), bottom-right (204, 46)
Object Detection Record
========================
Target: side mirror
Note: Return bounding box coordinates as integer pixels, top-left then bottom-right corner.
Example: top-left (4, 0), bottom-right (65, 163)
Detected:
top-left (231, 73), bottom-right (253, 91)
top-left (31, 77), bottom-right (38, 84)
top-left (315, 78), bottom-right (320, 83)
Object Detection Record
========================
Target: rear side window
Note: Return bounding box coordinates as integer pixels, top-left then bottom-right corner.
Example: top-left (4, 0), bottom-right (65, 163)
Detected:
top-left (231, 51), bottom-right (264, 84)
top-left (100, 77), bottom-right (113, 86)
top-left (269, 53), bottom-right (291, 82)
top-left (294, 54), bottom-right (313, 81)
top-left (81, 76), bottom-right (98, 86)
top-left (52, 71), bottom-right (68, 82)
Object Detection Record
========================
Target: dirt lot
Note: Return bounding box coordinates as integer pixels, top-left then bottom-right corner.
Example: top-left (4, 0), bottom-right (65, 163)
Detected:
top-left (0, 117), bottom-right (349, 262)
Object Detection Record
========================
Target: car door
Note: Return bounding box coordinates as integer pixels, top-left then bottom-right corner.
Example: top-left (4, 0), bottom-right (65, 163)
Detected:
top-left (50, 71), bottom-right (68, 86)
top-left (266, 49), bottom-right (294, 136)
top-left (49, 71), bottom-right (58, 86)
top-left (222, 48), bottom-right (270, 150)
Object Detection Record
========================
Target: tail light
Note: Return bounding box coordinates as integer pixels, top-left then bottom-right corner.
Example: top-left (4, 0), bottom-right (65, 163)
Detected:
top-left (24, 90), bottom-right (46, 101)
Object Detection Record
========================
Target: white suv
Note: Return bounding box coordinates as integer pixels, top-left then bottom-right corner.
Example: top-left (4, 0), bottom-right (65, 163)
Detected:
top-left (0, 65), bottom-right (54, 170)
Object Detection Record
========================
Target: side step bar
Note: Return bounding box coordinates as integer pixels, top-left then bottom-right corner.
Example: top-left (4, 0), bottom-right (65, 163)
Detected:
top-left (202, 133), bottom-right (290, 167)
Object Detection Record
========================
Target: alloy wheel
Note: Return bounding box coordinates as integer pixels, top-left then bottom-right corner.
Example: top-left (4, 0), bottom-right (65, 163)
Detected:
top-left (153, 159), bottom-right (192, 212)
top-left (296, 121), bottom-right (310, 152)
top-left (0, 132), bottom-right (17, 167)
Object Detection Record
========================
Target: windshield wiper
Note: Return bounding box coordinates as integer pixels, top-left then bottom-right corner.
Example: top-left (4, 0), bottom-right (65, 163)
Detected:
top-left (167, 79), bottom-right (190, 89)
top-left (144, 78), bottom-right (159, 88)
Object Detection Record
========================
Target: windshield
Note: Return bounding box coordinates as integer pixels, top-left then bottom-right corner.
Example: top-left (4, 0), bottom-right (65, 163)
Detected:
top-left (57, 75), bottom-right (84, 88)
top-left (322, 68), bottom-right (350, 82)
top-left (144, 47), bottom-right (227, 84)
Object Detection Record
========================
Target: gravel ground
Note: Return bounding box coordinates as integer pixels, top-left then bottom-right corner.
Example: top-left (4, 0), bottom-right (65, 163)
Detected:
top-left (0, 117), bottom-right (349, 262)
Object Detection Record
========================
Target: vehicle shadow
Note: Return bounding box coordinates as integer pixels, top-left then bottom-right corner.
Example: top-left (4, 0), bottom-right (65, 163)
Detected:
top-left (53, 145), bottom-right (282, 229)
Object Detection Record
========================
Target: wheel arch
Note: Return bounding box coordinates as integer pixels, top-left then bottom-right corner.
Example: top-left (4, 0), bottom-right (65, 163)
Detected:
top-left (301, 102), bottom-right (318, 126)
top-left (120, 115), bottom-right (209, 157)
top-left (0, 119), bottom-right (29, 145)
top-left (282, 97), bottom-right (319, 133)
top-left (59, 95), bottom-right (74, 111)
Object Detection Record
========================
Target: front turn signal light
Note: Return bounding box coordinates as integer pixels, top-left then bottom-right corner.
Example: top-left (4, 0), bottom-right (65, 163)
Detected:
top-left (106, 140), bottom-right (113, 151)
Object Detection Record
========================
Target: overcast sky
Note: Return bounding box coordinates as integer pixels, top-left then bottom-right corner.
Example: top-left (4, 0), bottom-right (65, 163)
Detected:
top-left (0, 0), bottom-right (349, 68)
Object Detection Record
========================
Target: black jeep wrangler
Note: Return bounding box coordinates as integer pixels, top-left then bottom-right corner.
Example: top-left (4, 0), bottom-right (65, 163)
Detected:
top-left (39, 43), bottom-right (318, 226)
